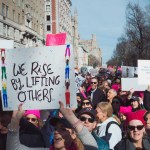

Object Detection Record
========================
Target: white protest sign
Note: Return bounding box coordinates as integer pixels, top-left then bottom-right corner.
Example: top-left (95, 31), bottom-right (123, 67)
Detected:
top-left (121, 78), bottom-right (147, 91)
top-left (102, 64), bottom-right (107, 69)
top-left (121, 66), bottom-right (135, 77)
top-left (0, 40), bottom-right (14, 90)
top-left (89, 68), bottom-right (98, 76)
top-left (138, 60), bottom-right (150, 85)
top-left (1, 45), bottom-right (77, 110)
top-left (75, 74), bottom-right (85, 93)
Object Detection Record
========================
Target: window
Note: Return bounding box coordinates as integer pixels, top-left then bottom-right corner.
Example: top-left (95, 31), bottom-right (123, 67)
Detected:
top-left (2, 3), bottom-right (5, 16)
top-left (47, 25), bottom-right (51, 31)
top-left (6, 6), bottom-right (9, 17)
top-left (13, 10), bottom-right (15, 20)
top-left (46, 5), bottom-right (50, 11)
top-left (46, 15), bottom-right (50, 21)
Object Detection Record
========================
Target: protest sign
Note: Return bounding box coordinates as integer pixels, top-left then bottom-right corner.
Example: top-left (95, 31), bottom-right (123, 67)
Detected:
top-left (121, 66), bottom-right (137, 77)
top-left (46, 33), bottom-right (66, 46)
top-left (138, 60), bottom-right (150, 85)
top-left (121, 78), bottom-right (147, 91)
top-left (1, 45), bottom-right (76, 110)
top-left (75, 73), bottom-right (85, 93)
top-left (0, 40), bottom-right (14, 90)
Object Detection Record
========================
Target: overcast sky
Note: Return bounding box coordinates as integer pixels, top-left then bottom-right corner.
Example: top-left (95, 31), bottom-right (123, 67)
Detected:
top-left (71, 0), bottom-right (150, 64)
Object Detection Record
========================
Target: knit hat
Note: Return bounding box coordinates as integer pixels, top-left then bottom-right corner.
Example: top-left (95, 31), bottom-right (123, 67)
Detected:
top-left (24, 110), bottom-right (41, 119)
top-left (126, 109), bottom-right (147, 126)
top-left (119, 106), bottom-right (132, 115)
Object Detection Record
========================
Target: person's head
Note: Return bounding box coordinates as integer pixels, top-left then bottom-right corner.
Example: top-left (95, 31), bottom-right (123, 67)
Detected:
top-left (81, 97), bottom-right (93, 109)
top-left (130, 96), bottom-right (141, 111)
top-left (112, 96), bottom-right (122, 115)
top-left (50, 117), bottom-right (79, 149)
top-left (96, 102), bottom-right (113, 123)
top-left (90, 77), bottom-right (98, 90)
top-left (126, 110), bottom-right (146, 144)
top-left (144, 111), bottom-right (150, 129)
top-left (24, 110), bottom-right (41, 127)
top-left (102, 80), bottom-right (110, 90)
top-left (107, 89), bottom-right (117, 103)
top-left (77, 108), bottom-right (96, 132)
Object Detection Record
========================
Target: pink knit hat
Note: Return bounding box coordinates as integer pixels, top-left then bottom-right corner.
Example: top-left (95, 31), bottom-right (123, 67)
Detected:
top-left (126, 109), bottom-right (147, 126)
top-left (119, 106), bottom-right (132, 115)
top-left (24, 110), bottom-right (41, 119)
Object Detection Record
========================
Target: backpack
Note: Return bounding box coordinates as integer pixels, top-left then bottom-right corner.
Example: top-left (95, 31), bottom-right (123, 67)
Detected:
top-left (93, 121), bottom-right (120, 150)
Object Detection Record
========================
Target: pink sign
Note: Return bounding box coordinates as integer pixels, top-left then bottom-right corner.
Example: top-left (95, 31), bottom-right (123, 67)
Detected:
top-left (46, 33), bottom-right (66, 46)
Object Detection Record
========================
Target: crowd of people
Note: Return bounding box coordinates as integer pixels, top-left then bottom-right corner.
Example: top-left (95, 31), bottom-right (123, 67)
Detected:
top-left (1, 68), bottom-right (150, 150)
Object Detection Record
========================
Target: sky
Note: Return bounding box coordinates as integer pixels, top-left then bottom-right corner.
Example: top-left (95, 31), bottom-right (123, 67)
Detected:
top-left (71, 0), bottom-right (150, 64)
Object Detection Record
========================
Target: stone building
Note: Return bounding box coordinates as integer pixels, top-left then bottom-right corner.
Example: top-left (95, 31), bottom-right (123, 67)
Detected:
top-left (79, 34), bottom-right (102, 66)
top-left (0, 0), bottom-right (45, 48)
top-left (45, 0), bottom-right (72, 43)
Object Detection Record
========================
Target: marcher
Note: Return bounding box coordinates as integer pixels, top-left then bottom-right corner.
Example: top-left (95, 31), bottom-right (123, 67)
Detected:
top-left (114, 110), bottom-right (149, 150)
top-left (93, 102), bottom-right (122, 150)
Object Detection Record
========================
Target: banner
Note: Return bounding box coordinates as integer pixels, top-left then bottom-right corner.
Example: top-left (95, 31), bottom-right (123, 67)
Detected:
top-left (121, 78), bottom-right (147, 91)
top-left (46, 33), bottom-right (66, 46)
top-left (138, 60), bottom-right (150, 85)
top-left (1, 45), bottom-right (76, 110)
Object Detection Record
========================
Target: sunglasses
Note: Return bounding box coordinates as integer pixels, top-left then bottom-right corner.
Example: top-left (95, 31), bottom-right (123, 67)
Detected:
top-left (26, 117), bottom-right (37, 122)
top-left (82, 102), bottom-right (91, 106)
top-left (91, 82), bottom-right (97, 84)
top-left (128, 125), bottom-right (144, 131)
top-left (79, 116), bottom-right (95, 123)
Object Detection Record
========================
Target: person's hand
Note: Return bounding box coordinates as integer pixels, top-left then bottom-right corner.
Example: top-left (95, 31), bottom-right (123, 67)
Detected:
top-left (147, 85), bottom-right (150, 91)
top-left (0, 123), bottom-right (8, 134)
top-left (129, 88), bottom-right (135, 95)
top-left (59, 101), bottom-right (74, 121)
top-left (12, 103), bottom-right (25, 121)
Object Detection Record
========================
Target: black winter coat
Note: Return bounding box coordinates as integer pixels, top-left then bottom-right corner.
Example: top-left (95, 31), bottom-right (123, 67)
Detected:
top-left (114, 137), bottom-right (150, 150)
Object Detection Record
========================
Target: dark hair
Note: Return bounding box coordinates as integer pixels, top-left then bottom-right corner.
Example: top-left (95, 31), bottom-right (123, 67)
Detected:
top-left (144, 111), bottom-right (150, 121)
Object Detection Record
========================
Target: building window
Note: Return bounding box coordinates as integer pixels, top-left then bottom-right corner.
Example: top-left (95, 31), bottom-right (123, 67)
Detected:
top-left (13, 10), bottom-right (15, 20)
top-left (47, 25), bottom-right (51, 31)
top-left (46, 0), bottom-right (50, 2)
top-left (2, 3), bottom-right (5, 16)
top-left (46, 15), bottom-right (50, 21)
top-left (46, 5), bottom-right (50, 12)
top-left (6, 6), bottom-right (9, 17)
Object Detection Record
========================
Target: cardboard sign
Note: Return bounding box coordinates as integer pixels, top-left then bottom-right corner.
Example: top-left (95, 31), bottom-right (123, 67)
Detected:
top-left (46, 33), bottom-right (66, 46)
top-left (75, 74), bottom-right (85, 93)
top-left (121, 78), bottom-right (147, 91)
top-left (138, 60), bottom-right (150, 85)
top-left (0, 40), bottom-right (14, 90)
top-left (1, 45), bottom-right (76, 110)
top-left (121, 66), bottom-right (137, 77)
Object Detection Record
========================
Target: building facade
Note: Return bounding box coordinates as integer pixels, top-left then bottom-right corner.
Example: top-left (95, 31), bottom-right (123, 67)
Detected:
top-left (0, 0), bottom-right (45, 48)
top-left (79, 34), bottom-right (102, 66)
top-left (71, 9), bottom-right (79, 68)
top-left (45, 0), bottom-right (72, 43)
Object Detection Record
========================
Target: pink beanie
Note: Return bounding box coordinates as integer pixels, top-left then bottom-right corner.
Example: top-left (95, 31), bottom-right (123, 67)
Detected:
top-left (119, 106), bottom-right (132, 115)
top-left (24, 110), bottom-right (41, 119)
top-left (126, 109), bottom-right (147, 126)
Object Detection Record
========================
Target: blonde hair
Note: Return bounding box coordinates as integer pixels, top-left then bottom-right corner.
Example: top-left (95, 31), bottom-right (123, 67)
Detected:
top-left (97, 102), bottom-right (113, 117)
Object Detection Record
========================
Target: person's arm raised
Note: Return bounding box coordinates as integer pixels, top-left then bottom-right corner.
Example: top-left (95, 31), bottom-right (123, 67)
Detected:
top-left (8, 103), bottom-right (25, 131)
